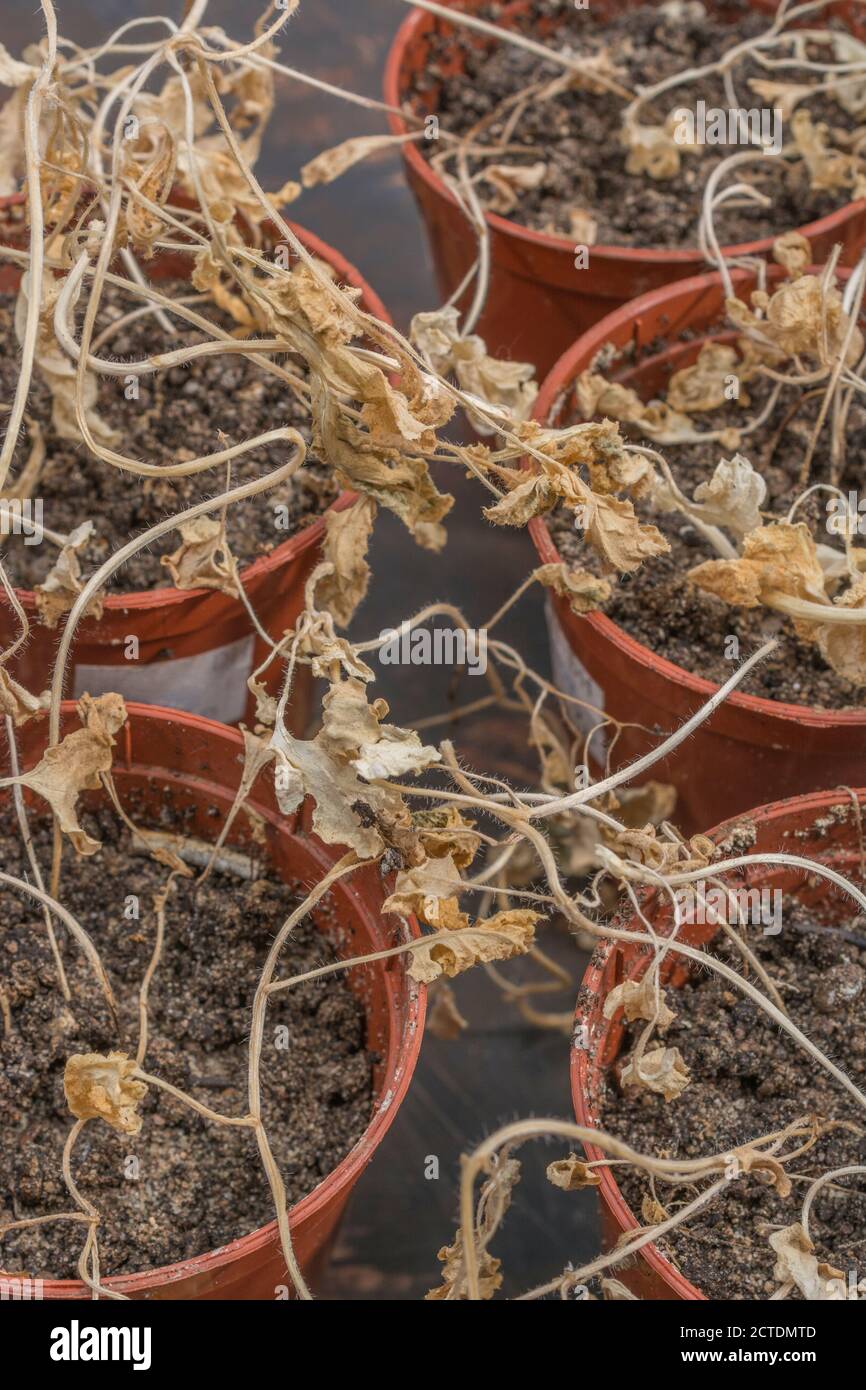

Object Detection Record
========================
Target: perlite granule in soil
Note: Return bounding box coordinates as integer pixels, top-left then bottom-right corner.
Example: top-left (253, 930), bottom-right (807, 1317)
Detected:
top-left (410, 0), bottom-right (853, 248)
top-left (601, 896), bottom-right (866, 1299)
top-left (0, 805), bottom-right (374, 1279)
top-left (0, 280), bottom-right (338, 594)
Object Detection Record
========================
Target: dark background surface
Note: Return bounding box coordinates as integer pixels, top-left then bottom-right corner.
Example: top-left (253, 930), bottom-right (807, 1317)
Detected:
top-left (2, 0), bottom-right (598, 1299)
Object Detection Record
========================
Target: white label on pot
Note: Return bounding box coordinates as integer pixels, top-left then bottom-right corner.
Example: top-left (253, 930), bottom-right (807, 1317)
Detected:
top-left (544, 598), bottom-right (607, 761)
top-left (72, 634), bottom-right (255, 725)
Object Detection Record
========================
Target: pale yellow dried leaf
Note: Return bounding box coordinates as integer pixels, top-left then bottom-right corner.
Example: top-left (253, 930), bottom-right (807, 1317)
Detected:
top-left (666, 342), bottom-right (740, 414)
top-left (35, 521), bottom-right (104, 630)
top-left (426, 980), bottom-right (468, 1040)
top-left (478, 161), bottom-right (547, 214)
top-left (64, 1051), bottom-right (147, 1135)
top-left (0, 668), bottom-right (49, 726)
top-left (769, 1224), bottom-right (846, 1300)
top-left (692, 454), bottom-right (768, 536)
top-left (772, 231), bottom-right (812, 279)
top-left (407, 910), bottom-right (540, 984)
top-left (533, 561), bottom-right (612, 613)
top-left (161, 517), bottom-right (240, 597)
top-left (316, 497), bottom-right (376, 628)
top-left (689, 521), bottom-right (827, 610)
top-left (603, 976), bottom-right (676, 1030)
top-left (546, 1154), bottom-right (600, 1191)
top-left (621, 1045), bottom-right (690, 1101)
top-left (16, 693), bottom-right (128, 855)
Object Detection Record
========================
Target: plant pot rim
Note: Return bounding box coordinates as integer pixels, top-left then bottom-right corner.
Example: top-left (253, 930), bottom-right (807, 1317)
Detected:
top-left (528, 260), bottom-right (866, 732)
top-left (571, 783), bottom-right (866, 1302)
top-left (0, 194), bottom-right (391, 613)
top-left (13, 701), bottom-right (426, 1297)
top-left (383, 3), bottom-right (866, 268)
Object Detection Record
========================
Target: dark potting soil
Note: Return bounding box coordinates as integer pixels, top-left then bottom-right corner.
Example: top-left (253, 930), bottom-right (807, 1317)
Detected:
top-left (0, 280), bottom-right (337, 594)
top-left (410, 0), bottom-right (851, 248)
top-left (600, 893), bottom-right (866, 1299)
top-left (549, 377), bottom-right (866, 708)
top-left (0, 805), bottom-right (373, 1281)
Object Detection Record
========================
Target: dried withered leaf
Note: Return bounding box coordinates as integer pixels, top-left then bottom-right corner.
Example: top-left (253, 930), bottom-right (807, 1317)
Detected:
top-left (568, 208), bottom-right (598, 245)
top-left (748, 78), bottom-right (815, 122)
top-left (426, 980), bottom-right (469, 1040)
top-left (410, 307), bottom-right (537, 435)
top-left (35, 521), bottom-right (105, 630)
top-left (585, 492), bottom-right (669, 574)
top-left (772, 231), bottom-right (812, 279)
top-left (533, 561), bottom-right (612, 614)
top-left (16, 270), bottom-right (120, 448)
top-left (16, 693), bottom-right (127, 856)
top-left (161, 517), bottom-right (240, 597)
top-left (769, 1224), bottom-right (846, 1300)
top-left (689, 521), bottom-right (827, 610)
top-left (412, 806), bottom-right (481, 869)
top-left (270, 679), bottom-right (439, 860)
top-left (64, 1051), bottom-right (147, 1135)
top-left (301, 132), bottom-right (416, 188)
top-left (383, 851), bottom-right (466, 927)
top-left (666, 342), bottom-right (741, 414)
top-left (477, 160), bottom-right (547, 214)
top-left (575, 371), bottom-right (695, 443)
top-left (0, 668), bottom-right (49, 726)
top-left (621, 116), bottom-right (685, 180)
top-left (621, 1046), bottom-right (690, 1101)
top-left (603, 976), bottom-right (676, 1031)
top-left (408, 910), bottom-right (540, 984)
top-left (426, 1238), bottom-right (503, 1301)
top-left (728, 272), bottom-right (863, 366)
top-left (546, 1154), bottom-right (600, 1191)
top-left (691, 454), bottom-right (768, 537)
top-left (791, 108), bottom-right (864, 193)
top-left (641, 1195), bottom-right (669, 1224)
top-left (601, 1278), bottom-right (639, 1300)
top-left (316, 497), bottom-right (376, 628)
top-left (611, 780), bottom-right (677, 828)
top-left (812, 575), bottom-right (866, 684)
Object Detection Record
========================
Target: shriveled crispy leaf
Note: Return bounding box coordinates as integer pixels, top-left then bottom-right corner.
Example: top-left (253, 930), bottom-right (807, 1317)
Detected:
top-left (605, 823), bottom-right (714, 874)
top-left (410, 307), bottom-right (537, 436)
top-left (641, 1195), bottom-right (669, 1224)
top-left (35, 521), bottom-right (104, 630)
top-left (812, 575), bottom-right (866, 684)
top-left (603, 976), bottom-right (676, 1031)
top-left (568, 208), bottom-right (598, 246)
top-left (585, 492), bottom-right (669, 574)
top-left (689, 521), bottom-right (827, 610)
top-left (576, 370), bottom-right (696, 443)
top-left (484, 471), bottom-right (558, 526)
top-left (830, 33), bottom-right (866, 115)
top-left (64, 1051), bottom-right (147, 1135)
top-left (426, 980), bottom-right (469, 1040)
top-left (384, 851), bottom-right (465, 926)
top-left (772, 231), bottom-right (812, 279)
top-left (477, 160), bottom-right (547, 214)
top-left (301, 132), bottom-right (416, 188)
top-left (533, 561), bottom-right (612, 613)
top-left (747, 77), bottom-right (813, 122)
top-left (621, 1045), bottom-right (690, 1101)
top-left (408, 910), bottom-right (540, 984)
top-left (426, 1238), bottom-right (503, 1301)
top-left (611, 780), bottom-right (677, 828)
top-left (0, 668), bottom-right (49, 726)
top-left (270, 678), bottom-right (439, 860)
top-left (316, 497), bottom-right (376, 628)
top-left (546, 1154), bottom-right (601, 1191)
top-left (412, 806), bottom-right (481, 869)
top-left (161, 517), bottom-right (240, 597)
top-left (769, 1224), bottom-right (846, 1301)
top-left (621, 115), bottom-right (687, 180)
top-left (691, 454), bottom-right (767, 537)
top-left (728, 272), bottom-right (864, 367)
top-left (791, 108), bottom-right (865, 194)
top-left (16, 693), bottom-right (128, 855)
top-left (666, 342), bottom-right (741, 414)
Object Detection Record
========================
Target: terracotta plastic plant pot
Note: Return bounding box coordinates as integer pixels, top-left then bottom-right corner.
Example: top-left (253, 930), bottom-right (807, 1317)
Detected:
top-left (3, 701), bottom-right (425, 1300)
top-left (0, 197), bottom-right (392, 733)
top-left (529, 260), bottom-right (866, 834)
top-left (572, 785), bottom-right (866, 1300)
top-left (384, 0), bottom-right (866, 377)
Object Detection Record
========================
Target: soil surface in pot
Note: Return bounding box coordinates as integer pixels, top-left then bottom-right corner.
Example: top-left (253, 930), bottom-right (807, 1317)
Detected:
top-left (409, 0), bottom-right (854, 248)
top-left (550, 372), bottom-right (866, 708)
top-left (0, 280), bottom-right (338, 594)
top-left (0, 804), bottom-right (374, 1280)
top-left (600, 888), bottom-right (866, 1299)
